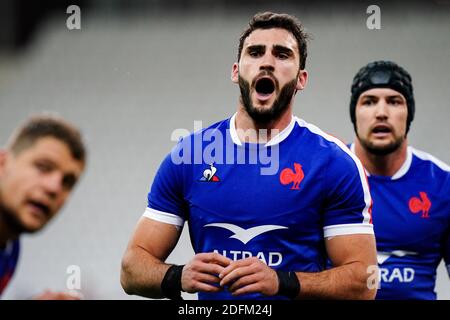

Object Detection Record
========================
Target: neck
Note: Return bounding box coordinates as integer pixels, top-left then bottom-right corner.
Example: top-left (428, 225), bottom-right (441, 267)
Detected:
top-left (354, 140), bottom-right (408, 177)
top-left (234, 104), bottom-right (293, 144)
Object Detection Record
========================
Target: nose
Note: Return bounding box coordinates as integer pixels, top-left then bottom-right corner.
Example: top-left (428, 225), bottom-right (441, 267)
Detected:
top-left (259, 52), bottom-right (275, 72)
top-left (42, 172), bottom-right (63, 199)
top-left (374, 100), bottom-right (389, 120)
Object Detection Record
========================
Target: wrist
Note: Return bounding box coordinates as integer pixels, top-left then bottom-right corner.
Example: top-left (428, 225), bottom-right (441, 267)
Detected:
top-left (161, 264), bottom-right (185, 300)
top-left (276, 270), bottom-right (300, 299)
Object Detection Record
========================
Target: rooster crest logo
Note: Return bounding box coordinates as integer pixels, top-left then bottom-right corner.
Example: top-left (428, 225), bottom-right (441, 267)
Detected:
top-left (279, 163), bottom-right (304, 190)
top-left (409, 191), bottom-right (431, 218)
top-left (199, 163), bottom-right (220, 182)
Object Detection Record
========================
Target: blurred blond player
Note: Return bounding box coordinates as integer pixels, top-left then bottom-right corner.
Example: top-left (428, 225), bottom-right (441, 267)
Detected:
top-left (0, 115), bottom-right (86, 299)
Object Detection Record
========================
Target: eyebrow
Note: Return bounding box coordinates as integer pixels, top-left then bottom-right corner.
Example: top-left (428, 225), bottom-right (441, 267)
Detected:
top-left (361, 94), bottom-right (404, 99)
top-left (246, 45), bottom-right (265, 52)
top-left (387, 95), bottom-right (405, 100)
top-left (35, 156), bottom-right (80, 183)
top-left (361, 95), bottom-right (378, 99)
top-left (246, 44), bottom-right (295, 59)
top-left (34, 158), bottom-right (57, 167)
top-left (272, 45), bottom-right (294, 55)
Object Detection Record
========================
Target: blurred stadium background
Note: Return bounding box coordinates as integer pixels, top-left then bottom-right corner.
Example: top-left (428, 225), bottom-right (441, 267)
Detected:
top-left (0, 0), bottom-right (448, 299)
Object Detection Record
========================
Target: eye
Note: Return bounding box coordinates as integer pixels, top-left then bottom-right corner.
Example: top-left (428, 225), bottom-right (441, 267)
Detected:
top-left (62, 174), bottom-right (77, 190)
top-left (249, 50), bottom-right (261, 57)
top-left (389, 99), bottom-right (403, 106)
top-left (35, 161), bottom-right (54, 173)
top-left (276, 52), bottom-right (289, 60)
top-left (362, 99), bottom-right (375, 106)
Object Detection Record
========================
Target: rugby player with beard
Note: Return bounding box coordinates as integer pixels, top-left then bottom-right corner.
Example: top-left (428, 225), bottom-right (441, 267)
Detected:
top-left (348, 61), bottom-right (450, 299)
top-left (121, 12), bottom-right (377, 300)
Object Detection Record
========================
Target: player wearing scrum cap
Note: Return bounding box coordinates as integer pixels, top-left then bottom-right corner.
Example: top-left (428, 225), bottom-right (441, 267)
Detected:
top-left (348, 60), bottom-right (450, 299)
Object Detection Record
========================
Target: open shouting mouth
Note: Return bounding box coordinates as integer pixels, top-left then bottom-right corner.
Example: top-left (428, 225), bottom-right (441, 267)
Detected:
top-left (371, 124), bottom-right (393, 138)
top-left (254, 77), bottom-right (276, 101)
top-left (26, 199), bottom-right (51, 219)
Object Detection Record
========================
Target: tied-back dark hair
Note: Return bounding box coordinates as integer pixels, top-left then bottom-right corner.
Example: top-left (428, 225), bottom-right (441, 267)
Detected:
top-left (237, 12), bottom-right (310, 70)
top-left (7, 114), bottom-right (86, 163)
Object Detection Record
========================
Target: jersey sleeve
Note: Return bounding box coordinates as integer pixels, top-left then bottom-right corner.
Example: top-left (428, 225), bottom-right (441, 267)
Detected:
top-left (144, 142), bottom-right (188, 227)
top-left (323, 145), bottom-right (373, 238)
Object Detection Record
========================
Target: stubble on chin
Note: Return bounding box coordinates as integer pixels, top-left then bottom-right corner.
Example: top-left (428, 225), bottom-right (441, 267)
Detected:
top-left (358, 135), bottom-right (405, 156)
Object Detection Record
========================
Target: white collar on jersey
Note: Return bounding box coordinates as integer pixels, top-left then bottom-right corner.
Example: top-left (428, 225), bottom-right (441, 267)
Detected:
top-left (350, 143), bottom-right (413, 180)
top-left (229, 112), bottom-right (296, 147)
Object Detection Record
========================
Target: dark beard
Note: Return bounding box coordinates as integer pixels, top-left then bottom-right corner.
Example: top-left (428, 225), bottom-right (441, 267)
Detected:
top-left (358, 135), bottom-right (404, 156)
top-left (238, 75), bottom-right (297, 124)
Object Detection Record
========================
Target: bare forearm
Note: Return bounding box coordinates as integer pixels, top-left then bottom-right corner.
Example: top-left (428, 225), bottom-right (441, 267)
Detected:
top-left (296, 262), bottom-right (377, 300)
top-left (120, 246), bottom-right (171, 299)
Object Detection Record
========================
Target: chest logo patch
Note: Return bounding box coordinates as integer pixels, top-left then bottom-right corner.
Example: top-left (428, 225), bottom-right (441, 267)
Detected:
top-left (280, 163), bottom-right (304, 190)
top-left (199, 163), bottom-right (220, 182)
top-left (408, 191), bottom-right (431, 218)
top-left (204, 223), bottom-right (287, 244)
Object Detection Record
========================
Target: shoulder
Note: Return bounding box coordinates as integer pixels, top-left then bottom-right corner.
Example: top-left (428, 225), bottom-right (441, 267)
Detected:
top-left (294, 117), bottom-right (361, 168)
top-left (176, 118), bottom-right (229, 145)
top-left (410, 147), bottom-right (450, 173)
top-left (409, 147), bottom-right (450, 188)
top-left (168, 118), bottom-right (229, 165)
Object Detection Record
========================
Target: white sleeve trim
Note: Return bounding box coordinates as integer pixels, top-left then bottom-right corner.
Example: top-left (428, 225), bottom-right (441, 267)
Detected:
top-left (411, 147), bottom-right (450, 172)
top-left (143, 207), bottom-right (185, 227)
top-left (324, 223), bottom-right (374, 238)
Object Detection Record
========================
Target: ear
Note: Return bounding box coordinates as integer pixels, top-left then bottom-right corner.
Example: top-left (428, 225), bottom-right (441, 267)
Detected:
top-left (0, 150), bottom-right (8, 177)
top-left (296, 69), bottom-right (308, 91)
top-left (231, 62), bottom-right (239, 84)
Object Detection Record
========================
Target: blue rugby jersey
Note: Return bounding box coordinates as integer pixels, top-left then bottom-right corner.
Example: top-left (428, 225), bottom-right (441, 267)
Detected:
top-left (350, 144), bottom-right (450, 300)
top-left (0, 239), bottom-right (20, 296)
top-left (144, 114), bottom-right (373, 300)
